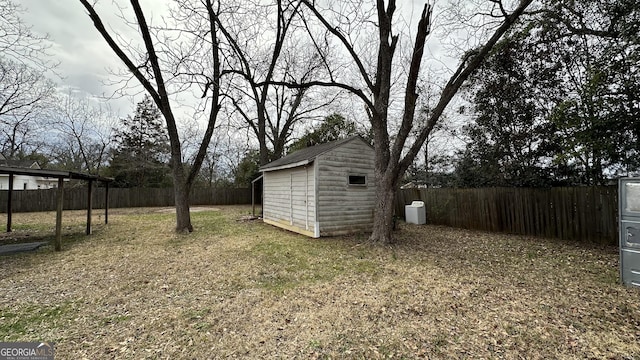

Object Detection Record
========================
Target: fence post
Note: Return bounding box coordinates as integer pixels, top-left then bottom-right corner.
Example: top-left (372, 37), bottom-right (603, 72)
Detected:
top-left (105, 183), bottom-right (109, 224)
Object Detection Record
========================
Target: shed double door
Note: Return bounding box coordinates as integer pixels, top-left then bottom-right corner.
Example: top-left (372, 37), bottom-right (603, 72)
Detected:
top-left (287, 168), bottom-right (309, 230)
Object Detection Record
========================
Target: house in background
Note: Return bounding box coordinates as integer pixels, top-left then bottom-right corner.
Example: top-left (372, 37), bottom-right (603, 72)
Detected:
top-left (0, 155), bottom-right (59, 190)
top-left (259, 136), bottom-right (376, 238)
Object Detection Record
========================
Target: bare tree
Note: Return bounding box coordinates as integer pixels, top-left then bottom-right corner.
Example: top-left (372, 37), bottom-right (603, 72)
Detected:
top-left (0, 0), bottom-right (57, 159)
top-left (287, 0), bottom-right (533, 243)
top-left (78, 0), bottom-right (224, 233)
top-left (0, 0), bottom-right (54, 157)
top-left (0, 0), bottom-right (55, 70)
top-left (213, 0), bottom-right (335, 165)
top-left (0, 58), bottom-right (55, 157)
top-left (48, 91), bottom-right (116, 174)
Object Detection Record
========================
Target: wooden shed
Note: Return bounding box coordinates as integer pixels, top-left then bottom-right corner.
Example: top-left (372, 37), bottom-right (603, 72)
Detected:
top-left (259, 136), bottom-right (376, 237)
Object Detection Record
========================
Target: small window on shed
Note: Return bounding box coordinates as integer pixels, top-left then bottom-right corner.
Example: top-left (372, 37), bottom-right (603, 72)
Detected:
top-left (348, 174), bottom-right (367, 186)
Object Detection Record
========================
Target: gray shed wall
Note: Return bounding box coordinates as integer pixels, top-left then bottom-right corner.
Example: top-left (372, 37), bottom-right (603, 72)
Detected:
top-left (316, 138), bottom-right (376, 236)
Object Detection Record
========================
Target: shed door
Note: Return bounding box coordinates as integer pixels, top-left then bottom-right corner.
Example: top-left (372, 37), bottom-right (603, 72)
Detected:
top-left (289, 168), bottom-right (308, 229)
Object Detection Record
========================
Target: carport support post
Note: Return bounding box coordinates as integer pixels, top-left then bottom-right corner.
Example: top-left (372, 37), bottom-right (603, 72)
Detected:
top-left (54, 177), bottom-right (64, 251)
top-left (86, 179), bottom-right (93, 235)
top-left (6, 174), bottom-right (13, 232)
top-left (251, 175), bottom-right (263, 218)
top-left (252, 181), bottom-right (255, 217)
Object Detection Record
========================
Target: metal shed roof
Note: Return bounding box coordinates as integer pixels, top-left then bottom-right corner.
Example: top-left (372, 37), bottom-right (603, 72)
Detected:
top-left (260, 136), bottom-right (370, 172)
top-left (0, 166), bottom-right (113, 182)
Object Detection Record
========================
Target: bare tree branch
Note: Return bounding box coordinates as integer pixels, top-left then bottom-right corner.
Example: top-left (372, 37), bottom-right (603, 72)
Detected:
top-left (400, 0), bottom-right (534, 173)
top-left (299, 0), bottom-right (375, 92)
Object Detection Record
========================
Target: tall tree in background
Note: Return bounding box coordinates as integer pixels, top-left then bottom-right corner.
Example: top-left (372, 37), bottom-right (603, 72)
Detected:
top-left (547, 0), bottom-right (640, 184)
top-left (79, 0), bottom-right (224, 232)
top-left (232, 150), bottom-right (260, 188)
top-left (287, 113), bottom-right (362, 153)
top-left (109, 95), bottom-right (171, 187)
top-left (454, 34), bottom-right (560, 187)
top-left (0, 0), bottom-right (54, 69)
top-left (213, 0), bottom-right (333, 165)
top-left (288, 0), bottom-right (533, 243)
top-left (536, 0), bottom-right (640, 184)
top-left (455, 0), bottom-right (640, 186)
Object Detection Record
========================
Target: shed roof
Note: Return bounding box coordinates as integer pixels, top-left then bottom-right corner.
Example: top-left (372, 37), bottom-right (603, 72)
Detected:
top-left (260, 136), bottom-right (369, 172)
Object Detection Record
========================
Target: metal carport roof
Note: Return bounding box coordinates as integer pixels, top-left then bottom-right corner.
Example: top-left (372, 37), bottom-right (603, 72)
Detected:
top-left (0, 166), bottom-right (113, 251)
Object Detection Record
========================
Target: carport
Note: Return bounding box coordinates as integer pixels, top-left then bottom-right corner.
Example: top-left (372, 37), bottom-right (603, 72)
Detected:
top-left (0, 166), bottom-right (113, 251)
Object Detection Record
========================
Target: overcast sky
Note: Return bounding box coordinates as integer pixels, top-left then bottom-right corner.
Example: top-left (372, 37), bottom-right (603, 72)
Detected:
top-left (18, 0), bottom-right (456, 118)
top-left (20, 0), bottom-right (157, 115)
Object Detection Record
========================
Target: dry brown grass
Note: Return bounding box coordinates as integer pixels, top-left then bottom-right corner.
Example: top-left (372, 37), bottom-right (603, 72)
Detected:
top-left (1, 206), bottom-right (639, 359)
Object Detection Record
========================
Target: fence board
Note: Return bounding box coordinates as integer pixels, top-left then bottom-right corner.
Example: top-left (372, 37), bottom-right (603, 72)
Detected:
top-left (396, 186), bottom-right (618, 245)
top-left (0, 187), bottom-right (252, 213)
top-left (3, 184), bottom-right (619, 245)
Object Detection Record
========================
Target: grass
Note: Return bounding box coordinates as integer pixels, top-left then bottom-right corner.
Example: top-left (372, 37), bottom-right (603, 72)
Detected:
top-left (0, 205), bottom-right (639, 359)
top-left (0, 302), bottom-right (72, 337)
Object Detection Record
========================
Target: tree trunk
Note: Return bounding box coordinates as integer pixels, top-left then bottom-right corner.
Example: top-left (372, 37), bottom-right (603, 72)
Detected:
top-left (369, 173), bottom-right (397, 244)
top-left (171, 162), bottom-right (193, 234)
top-left (172, 168), bottom-right (193, 233)
top-left (273, 136), bottom-right (286, 161)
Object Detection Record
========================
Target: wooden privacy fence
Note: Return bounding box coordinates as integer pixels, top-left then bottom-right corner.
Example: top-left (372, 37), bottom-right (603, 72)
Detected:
top-left (396, 187), bottom-right (618, 245)
top-left (0, 187), bottom-right (252, 213)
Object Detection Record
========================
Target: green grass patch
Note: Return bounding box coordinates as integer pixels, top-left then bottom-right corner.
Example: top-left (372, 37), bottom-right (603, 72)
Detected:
top-left (1, 223), bottom-right (50, 232)
top-left (182, 307), bottom-right (211, 321)
top-left (242, 230), bottom-right (376, 293)
top-left (0, 302), bottom-right (72, 340)
top-left (248, 239), bottom-right (343, 292)
top-left (100, 314), bottom-right (132, 326)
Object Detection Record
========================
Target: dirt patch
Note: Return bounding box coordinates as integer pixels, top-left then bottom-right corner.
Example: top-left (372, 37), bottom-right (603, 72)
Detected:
top-left (237, 215), bottom-right (261, 221)
top-left (155, 206), bottom-right (221, 213)
top-left (0, 231), bottom-right (39, 245)
top-left (0, 206), bottom-right (638, 359)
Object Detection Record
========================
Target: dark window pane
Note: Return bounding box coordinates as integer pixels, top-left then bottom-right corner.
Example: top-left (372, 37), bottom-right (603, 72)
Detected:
top-left (348, 175), bottom-right (366, 185)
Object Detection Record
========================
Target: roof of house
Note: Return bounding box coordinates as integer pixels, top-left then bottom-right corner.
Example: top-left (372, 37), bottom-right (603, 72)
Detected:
top-left (0, 159), bottom-right (39, 169)
top-left (260, 136), bottom-right (371, 172)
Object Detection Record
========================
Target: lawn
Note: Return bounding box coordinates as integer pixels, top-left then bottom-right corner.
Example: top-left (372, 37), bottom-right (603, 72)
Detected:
top-left (0, 206), bottom-right (638, 359)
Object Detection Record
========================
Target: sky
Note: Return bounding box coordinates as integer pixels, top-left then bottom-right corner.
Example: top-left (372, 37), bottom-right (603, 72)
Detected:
top-left (23, 1), bottom-right (108, 95)
top-left (18, 1), bottom-right (459, 116)
top-left (14, 0), bottom-right (473, 167)
top-left (20, 0), bottom-right (156, 115)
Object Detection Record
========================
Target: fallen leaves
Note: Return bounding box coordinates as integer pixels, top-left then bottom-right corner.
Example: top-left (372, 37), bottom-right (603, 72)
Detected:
top-left (0, 207), bottom-right (639, 359)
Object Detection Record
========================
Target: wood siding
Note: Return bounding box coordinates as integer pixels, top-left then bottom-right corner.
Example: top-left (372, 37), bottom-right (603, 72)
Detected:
top-left (316, 138), bottom-right (375, 236)
top-left (262, 165), bottom-right (316, 236)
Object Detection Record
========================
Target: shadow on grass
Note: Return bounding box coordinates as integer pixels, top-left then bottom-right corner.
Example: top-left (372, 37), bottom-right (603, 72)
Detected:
top-left (390, 221), bottom-right (621, 286)
top-left (0, 224), bottom-right (105, 281)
